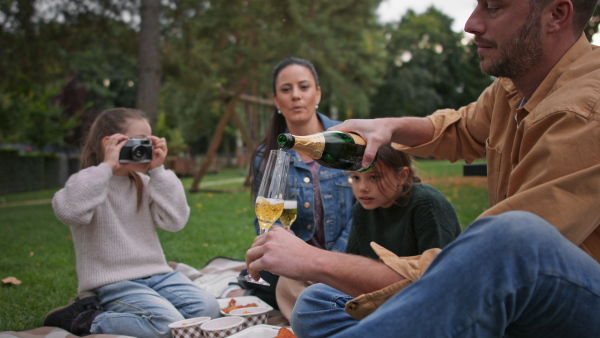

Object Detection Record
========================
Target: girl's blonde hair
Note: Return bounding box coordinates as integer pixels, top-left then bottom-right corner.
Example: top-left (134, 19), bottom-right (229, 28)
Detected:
top-left (373, 144), bottom-right (421, 206)
top-left (80, 108), bottom-right (149, 210)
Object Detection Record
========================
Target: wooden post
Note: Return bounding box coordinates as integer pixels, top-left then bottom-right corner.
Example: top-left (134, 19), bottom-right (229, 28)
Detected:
top-left (189, 87), bottom-right (274, 193)
top-left (231, 109), bottom-right (256, 154)
top-left (189, 96), bottom-right (238, 192)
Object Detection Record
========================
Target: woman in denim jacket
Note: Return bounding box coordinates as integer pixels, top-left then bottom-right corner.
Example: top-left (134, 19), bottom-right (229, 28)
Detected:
top-left (232, 57), bottom-right (354, 308)
top-left (251, 113), bottom-right (353, 252)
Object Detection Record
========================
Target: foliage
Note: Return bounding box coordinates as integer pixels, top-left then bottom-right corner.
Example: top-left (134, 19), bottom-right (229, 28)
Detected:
top-left (0, 78), bottom-right (80, 149)
top-left (0, 0), bottom-right (139, 149)
top-left (155, 111), bottom-right (189, 156)
top-left (370, 7), bottom-right (493, 118)
top-left (160, 0), bottom-right (386, 152)
top-left (585, 6), bottom-right (600, 41)
top-left (3, 0), bottom-right (598, 156)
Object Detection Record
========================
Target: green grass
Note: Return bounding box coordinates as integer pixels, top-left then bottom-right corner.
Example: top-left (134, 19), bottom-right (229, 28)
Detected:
top-left (415, 159), bottom-right (489, 227)
top-left (0, 189), bottom-right (57, 204)
top-left (0, 160), bottom-right (488, 332)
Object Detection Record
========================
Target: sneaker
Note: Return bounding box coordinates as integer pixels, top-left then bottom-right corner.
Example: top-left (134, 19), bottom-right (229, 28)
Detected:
top-left (72, 308), bottom-right (104, 335)
top-left (44, 294), bottom-right (103, 334)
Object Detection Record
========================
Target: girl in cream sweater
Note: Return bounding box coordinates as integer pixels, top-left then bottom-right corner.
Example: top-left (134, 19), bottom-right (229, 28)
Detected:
top-left (45, 108), bottom-right (219, 337)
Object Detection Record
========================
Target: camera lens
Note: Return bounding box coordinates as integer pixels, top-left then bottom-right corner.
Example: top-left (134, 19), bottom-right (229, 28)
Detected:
top-left (131, 145), bottom-right (148, 161)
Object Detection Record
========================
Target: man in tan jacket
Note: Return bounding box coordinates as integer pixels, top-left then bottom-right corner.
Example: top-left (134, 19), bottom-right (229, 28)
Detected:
top-left (245, 0), bottom-right (600, 337)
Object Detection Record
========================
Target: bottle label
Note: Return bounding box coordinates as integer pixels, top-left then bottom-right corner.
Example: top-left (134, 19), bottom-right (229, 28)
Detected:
top-left (295, 133), bottom-right (326, 159)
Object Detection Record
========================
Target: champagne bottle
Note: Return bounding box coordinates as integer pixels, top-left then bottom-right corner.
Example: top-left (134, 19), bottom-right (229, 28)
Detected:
top-left (277, 131), bottom-right (375, 172)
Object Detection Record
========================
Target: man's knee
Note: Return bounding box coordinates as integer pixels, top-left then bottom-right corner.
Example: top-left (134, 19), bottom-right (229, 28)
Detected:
top-left (294, 283), bottom-right (330, 310)
top-left (470, 211), bottom-right (556, 244)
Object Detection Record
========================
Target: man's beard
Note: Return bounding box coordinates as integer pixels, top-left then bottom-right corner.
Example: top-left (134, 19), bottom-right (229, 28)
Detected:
top-left (479, 12), bottom-right (544, 79)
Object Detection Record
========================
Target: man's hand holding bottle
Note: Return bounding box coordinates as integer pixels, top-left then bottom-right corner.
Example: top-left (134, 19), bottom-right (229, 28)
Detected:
top-left (328, 117), bottom-right (435, 170)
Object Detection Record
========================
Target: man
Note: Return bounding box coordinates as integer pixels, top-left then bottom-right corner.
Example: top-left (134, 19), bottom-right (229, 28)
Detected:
top-left (246, 0), bottom-right (600, 336)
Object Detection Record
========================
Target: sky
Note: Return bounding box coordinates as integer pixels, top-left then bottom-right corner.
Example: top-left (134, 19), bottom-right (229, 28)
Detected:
top-left (376, 0), bottom-right (476, 33)
top-left (376, 0), bottom-right (600, 43)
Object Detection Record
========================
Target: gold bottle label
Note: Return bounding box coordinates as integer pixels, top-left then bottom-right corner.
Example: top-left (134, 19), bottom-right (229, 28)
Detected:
top-left (293, 134), bottom-right (326, 159)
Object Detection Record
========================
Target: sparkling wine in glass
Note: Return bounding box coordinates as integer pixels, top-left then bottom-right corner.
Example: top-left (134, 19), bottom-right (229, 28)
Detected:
top-left (241, 150), bottom-right (290, 286)
top-left (279, 183), bottom-right (298, 231)
top-left (255, 196), bottom-right (285, 234)
top-left (255, 150), bottom-right (290, 234)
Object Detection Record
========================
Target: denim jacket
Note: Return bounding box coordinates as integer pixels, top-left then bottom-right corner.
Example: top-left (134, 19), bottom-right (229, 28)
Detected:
top-left (252, 113), bottom-right (354, 252)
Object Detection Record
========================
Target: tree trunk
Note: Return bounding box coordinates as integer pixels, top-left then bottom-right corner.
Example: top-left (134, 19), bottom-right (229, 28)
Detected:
top-left (189, 95), bottom-right (240, 193)
top-left (136, 0), bottom-right (161, 126)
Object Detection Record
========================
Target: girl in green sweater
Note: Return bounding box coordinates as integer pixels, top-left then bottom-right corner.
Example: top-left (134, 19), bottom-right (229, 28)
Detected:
top-left (347, 144), bottom-right (461, 258)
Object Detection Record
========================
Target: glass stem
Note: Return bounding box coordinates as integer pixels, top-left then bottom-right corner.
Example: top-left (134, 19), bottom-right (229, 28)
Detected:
top-left (258, 220), bottom-right (270, 235)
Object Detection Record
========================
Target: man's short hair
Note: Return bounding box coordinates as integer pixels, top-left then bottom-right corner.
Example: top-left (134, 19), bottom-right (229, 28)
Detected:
top-left (532, 0), bottom-right (599, 33)
top-left (571, 0), bottom-right (599, 32)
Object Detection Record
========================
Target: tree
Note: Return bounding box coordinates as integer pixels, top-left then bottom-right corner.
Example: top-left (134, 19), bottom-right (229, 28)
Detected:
top-left (585, 6), bottom-right (600, 41)
top-left (136, 0), bottom-right (161, 125)
top-left (370, 7), bottom-right (493, 118)
top-left (160, 0), bottom-right (386, 156)
top-left (0, 0), bottom-right (140, 148)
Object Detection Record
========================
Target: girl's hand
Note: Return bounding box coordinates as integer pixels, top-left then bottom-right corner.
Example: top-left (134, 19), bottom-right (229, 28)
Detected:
top-left (102, 134), bottom-right (129, 173)
top-left (147, 135), bottom-right (167, 170)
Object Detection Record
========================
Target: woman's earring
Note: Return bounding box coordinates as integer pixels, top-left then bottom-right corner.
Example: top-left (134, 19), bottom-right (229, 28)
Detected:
top-left (277, 108), bottom-right (281, 114)
top-left (316, 104), bottom-right (319, 110)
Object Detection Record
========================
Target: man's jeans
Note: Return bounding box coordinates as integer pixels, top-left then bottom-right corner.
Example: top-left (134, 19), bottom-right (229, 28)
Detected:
top-left (291, 211), bottom-right (600, 338)
top-left (93, 271), bottom-right (220, 338)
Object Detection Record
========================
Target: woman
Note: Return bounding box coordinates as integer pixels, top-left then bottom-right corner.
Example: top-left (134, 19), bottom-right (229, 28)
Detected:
top-left (232, 57), bottom-right (355, 308)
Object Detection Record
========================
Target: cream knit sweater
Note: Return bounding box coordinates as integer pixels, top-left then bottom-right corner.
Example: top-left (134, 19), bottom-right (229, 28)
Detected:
top-left (52, 163), bottom-right (190, 293)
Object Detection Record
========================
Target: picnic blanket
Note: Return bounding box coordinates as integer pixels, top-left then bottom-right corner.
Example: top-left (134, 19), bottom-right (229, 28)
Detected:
top-left (169, 257), bottom-right (289, 327)
top-left (0, 327), bottom-right (134, 338)
top-left (1, 257), bottom-right (287, 337)
top-left (169, 256), bottom-right (247, 298)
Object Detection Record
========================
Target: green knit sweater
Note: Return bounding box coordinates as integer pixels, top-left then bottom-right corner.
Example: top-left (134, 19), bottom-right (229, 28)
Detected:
top-left (347, 183), bottom-right (461, 259)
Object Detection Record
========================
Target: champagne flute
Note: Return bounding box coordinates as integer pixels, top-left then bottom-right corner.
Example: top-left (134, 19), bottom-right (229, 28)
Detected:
top-left (280, 180), bottom-right (298, 231)
top-left (240, 149), bottom-right (290, 286)
top-left (255, 150), bottom-right (290, 234)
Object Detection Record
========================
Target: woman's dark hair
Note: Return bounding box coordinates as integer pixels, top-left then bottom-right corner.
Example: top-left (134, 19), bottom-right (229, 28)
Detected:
top-left (270, 57), bottom-right (320, 94)
top-left (248, 57), bottom-right (320, 191)
top-left (371, 144), bottom-right (421, 206)
top-left (80, 108), bottom-right (149, 210)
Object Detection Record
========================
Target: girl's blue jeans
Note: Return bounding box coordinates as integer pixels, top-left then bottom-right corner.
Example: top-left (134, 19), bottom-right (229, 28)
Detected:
top-left (291, 211), bottom-right (600, 338)
top-left (92, 271), bottom-right (220, 338)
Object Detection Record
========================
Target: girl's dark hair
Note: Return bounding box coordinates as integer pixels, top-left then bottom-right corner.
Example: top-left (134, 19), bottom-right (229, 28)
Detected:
top-left (80, 108), bottom-right (149, 210)
top-left (248, 57), bottom-right (320, 191)
top-left (372, 144), bottom-right (421, 206)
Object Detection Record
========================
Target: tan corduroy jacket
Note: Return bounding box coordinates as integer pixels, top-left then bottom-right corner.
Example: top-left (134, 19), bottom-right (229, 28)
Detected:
top-left (345, 243), bottom-right (440, 319)
top-left (395, 34), bottom-right (600, 262)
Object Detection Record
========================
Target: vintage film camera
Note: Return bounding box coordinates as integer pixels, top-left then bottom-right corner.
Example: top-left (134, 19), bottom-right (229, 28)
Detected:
top-left (119, 138), bottom-right (153, 163)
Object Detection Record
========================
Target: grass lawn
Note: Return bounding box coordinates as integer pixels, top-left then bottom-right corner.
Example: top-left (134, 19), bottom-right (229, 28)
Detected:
top-left (0, 159), bottom-right (488, 332)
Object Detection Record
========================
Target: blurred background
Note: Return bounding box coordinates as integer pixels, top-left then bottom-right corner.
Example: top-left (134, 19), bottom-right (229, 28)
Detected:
top-left (1, 0), bottom-right (599, 194)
